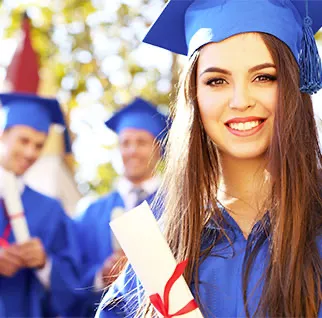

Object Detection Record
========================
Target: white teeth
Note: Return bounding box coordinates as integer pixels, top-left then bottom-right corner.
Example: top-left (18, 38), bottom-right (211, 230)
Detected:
top-left (228, 120), bottom-right (261, 131)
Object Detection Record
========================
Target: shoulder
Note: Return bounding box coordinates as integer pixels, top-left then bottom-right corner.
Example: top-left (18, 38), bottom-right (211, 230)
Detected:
top-left (23, 186), bottom-right (64, 210)
top-left (87, 191), bottom-right (123, 211)
top-left (76, 191), bottom-right (124, 220)
top-left (97, 264), bottom-right (143, 317)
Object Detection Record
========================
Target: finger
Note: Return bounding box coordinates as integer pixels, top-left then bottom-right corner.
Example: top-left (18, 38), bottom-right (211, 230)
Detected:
top-left (23, 253), bottom-right (46, 268)
top-left (3, 250), bottom-right (25, 267)
top-left (16, 244), bottom-right (44, 260)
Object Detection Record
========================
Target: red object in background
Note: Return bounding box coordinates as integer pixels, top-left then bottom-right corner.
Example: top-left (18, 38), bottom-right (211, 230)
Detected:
top-left (5, 13), bottom-right (40, 93)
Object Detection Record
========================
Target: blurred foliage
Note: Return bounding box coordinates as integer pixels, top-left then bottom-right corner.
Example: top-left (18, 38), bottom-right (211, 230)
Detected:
top-left (0, 0), bottom-right (176, 195)
top-left (2, 0), bottom-right (321, 196)
top-left (91, 162), bottom-right (119, 195)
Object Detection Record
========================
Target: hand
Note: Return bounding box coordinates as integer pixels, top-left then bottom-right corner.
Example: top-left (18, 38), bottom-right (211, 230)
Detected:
top-left (17, 238), bottom-right (47, 269)
top-left (0, 245), bottom-right (24, 277)
top-left (101, 250), bottom-right (127, 287)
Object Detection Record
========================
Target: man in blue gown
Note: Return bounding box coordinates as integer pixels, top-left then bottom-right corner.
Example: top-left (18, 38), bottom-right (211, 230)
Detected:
top-left (0, 93), bottom-right (80, 317)
top-left (72, 97), bottom-right (168, 317)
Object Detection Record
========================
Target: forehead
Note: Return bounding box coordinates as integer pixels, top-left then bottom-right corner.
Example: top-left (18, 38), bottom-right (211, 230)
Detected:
top-left (119, 128), bottom-right (155, 141)
top-left (5, 125), bottom-right (47, 141)
top-left (198, 33), bottom-right (274, 71)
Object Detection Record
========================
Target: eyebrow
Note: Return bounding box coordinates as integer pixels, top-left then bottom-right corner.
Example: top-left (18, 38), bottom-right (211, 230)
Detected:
top-left (199, 63), bottom-right (276, 77)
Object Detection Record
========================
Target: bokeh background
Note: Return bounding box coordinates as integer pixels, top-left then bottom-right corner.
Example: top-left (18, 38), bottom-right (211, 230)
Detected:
top-left (0, 0), bottom-right (321, 215)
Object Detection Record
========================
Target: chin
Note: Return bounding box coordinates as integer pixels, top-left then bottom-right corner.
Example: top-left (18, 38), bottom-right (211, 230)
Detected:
top-left (126, 172), bottom-right (146, 182)
top-left (14, 166), bottom-right (29, 176)
top-left (14, 170), bottom-right (26, 176)
top-left (230, 153), bottom-right (267, 160)
top-left (221, 145), bottom-right (269, 160)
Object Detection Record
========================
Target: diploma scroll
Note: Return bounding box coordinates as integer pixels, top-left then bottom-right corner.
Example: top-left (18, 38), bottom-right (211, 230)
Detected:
top-left (110, 201), bottom-right (204, 318)
top-left (2, 170), bottom-right (30, 244)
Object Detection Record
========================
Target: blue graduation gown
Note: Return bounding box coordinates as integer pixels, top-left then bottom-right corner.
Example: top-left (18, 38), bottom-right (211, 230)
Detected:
top-left (0, 185), bottom-right (80, 317)
top-left (70, 190), bottom-right (158, 318)
top-left (95, 209), bottom-right (322, 318)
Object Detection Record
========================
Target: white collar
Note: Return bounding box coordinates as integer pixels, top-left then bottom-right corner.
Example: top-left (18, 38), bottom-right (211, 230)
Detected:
top-left (116, 175), bottom-right (161, 201)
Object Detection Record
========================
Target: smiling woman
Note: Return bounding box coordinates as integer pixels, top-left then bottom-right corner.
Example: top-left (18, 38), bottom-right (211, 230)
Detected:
top-left (196, 33), bottom-right (278, 160)
top-left (96, 1), bottom-right (322, 318)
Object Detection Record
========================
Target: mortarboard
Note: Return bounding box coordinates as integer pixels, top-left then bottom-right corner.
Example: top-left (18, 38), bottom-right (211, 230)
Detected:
top-left (105, 97), bottom-right (168, 141)
top-left (0, 92), bottom-right (72, 153)
top-left (143, 0), bottom-right (322, 94)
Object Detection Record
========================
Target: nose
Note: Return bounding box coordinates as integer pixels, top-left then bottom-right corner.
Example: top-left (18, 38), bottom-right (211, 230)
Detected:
top-left (127, 143), bottom-right (139, 155)
top-left (24, 145), bottom-right (38, 161)
top-left (229, 83), bottom-right (255, 111)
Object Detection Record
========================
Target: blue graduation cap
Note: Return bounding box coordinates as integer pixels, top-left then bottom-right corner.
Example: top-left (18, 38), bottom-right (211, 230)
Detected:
top-left (143, 0), bottom-right (322, 94)
top-left (105, 97), bottom-right (168, 141)
top-left (0, 92), bottom-right (72, 153)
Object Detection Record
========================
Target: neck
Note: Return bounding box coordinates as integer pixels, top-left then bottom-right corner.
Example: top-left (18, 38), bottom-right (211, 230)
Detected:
top-left (127, 175), bottom-right (153, 186)
top-left (217, 153), bottom-right (270, 236)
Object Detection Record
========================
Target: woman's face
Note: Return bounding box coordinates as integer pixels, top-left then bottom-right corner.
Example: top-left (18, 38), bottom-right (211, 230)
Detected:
top-left (196, 33), bottom-right (278, 160)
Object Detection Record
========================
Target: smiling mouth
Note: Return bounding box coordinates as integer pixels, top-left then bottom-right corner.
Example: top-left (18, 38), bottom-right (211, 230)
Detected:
top-left (225, 119), bottom-right (266, 131)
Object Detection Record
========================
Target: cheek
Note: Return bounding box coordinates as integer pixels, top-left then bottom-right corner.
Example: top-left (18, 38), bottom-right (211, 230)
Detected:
top-left (198, 100), bottom-right (224, 129)
top-left (138, 147), bottom-right (152, 161)
top-left (10, 143), bottom-right (22, 157)
top-left (197, 87), bottom-right (226, 122)
top-left (34, 148), bottom-right (42, 159)
top-left (119, 149), bottom-right (128, 162)
top-left (257, 88), bottom-right (278, 114)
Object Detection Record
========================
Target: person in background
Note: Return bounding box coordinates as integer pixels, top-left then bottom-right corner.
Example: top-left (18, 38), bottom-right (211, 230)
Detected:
top-left (71, 97), bottom-right (168, 317)
top-left (96, 0), bottom-right (322, 317)
top-left (0, 93), bottom-right (80, 317)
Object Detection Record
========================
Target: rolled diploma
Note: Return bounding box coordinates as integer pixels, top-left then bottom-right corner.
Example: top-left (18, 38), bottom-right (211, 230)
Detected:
top-left (110, 207), bottom-right (125, 251)
top-left (110, 201), bottom-right (203, 318)
top-left (3, 171), bottom-right (30, 243)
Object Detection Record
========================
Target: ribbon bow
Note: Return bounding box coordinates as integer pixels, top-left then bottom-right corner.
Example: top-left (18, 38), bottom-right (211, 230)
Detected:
top-left (149, 259), bottom-right (199, 317)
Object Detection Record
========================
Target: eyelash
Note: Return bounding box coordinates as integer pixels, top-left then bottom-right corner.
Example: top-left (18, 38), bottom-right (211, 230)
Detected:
top-left (206, 78), bottom-right (226, 86)
top-left (205, 74), bottom-right (277, 86)
top-left (255, 74), bottom-right (277, 82)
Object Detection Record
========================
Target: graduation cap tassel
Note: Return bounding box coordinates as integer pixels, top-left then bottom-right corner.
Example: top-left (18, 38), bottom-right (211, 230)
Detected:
top-left (299, 2), bottom-right (322, 95)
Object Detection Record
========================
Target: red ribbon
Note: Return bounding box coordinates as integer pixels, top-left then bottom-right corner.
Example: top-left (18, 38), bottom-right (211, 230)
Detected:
top-left (149, 259), bottom-right (199, 317)
top-left (0, 224), bottom-right (10, 248)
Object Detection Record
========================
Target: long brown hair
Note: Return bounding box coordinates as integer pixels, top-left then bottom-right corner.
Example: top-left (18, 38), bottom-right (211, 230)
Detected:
top-left (154, 33), bottom-right (322, 317)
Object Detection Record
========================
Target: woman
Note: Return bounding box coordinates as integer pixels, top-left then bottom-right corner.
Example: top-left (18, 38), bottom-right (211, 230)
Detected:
top-left (96, 0), bottom-right (322, 317)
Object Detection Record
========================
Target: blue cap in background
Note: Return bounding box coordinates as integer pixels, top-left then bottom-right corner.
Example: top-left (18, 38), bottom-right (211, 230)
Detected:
top-left (0, 92), bottom-right (72, 153)
top-left (105, 97), bottom-right (168, 141)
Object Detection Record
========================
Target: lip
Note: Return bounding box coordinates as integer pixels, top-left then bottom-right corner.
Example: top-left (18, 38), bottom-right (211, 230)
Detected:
top-left (225, 119), bottom-right (267, 137)
top-left (225, 116), bottom-right (266, 124)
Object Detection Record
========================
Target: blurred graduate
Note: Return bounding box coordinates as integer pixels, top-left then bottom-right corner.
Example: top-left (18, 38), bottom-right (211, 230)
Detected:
top-left (72, 97), bottom-right (168, 317)
top-left (0, 93), bottom-right (80, 317)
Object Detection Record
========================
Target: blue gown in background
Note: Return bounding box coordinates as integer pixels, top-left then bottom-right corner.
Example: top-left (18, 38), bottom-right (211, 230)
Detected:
top-left (95, 208), bottom-right (322, 318)
top-left (0, 185), bottom-right (80, 317)
top-left (69, 190), bottom-right (158, 318)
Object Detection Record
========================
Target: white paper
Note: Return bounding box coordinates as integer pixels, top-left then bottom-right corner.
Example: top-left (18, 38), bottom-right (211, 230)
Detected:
top-left (110, 207), bottom-right (124, 251)
top-left (2, 170), bottom-right (30, 243)
top-left (110, 201), bottom-right (203, 318)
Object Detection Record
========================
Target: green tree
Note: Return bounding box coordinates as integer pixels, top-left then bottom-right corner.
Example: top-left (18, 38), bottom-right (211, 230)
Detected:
top-left (0, 0), bottom-right (176, 195)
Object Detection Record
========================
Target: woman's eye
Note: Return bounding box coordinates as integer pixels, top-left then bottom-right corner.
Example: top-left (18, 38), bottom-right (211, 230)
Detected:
top-left (255, 74), bottom-right (277, 82)
top-left (206, 78), bottom-right (226, 86)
